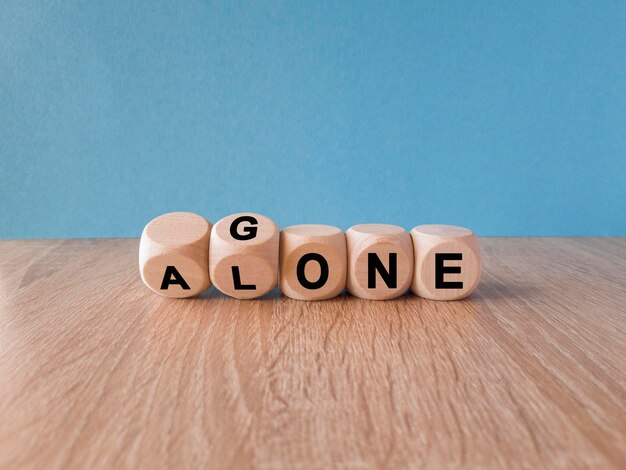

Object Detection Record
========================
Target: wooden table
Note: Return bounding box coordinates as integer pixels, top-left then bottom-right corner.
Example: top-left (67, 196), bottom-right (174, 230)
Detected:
top-left (0, 238), bottom-right (624, 469)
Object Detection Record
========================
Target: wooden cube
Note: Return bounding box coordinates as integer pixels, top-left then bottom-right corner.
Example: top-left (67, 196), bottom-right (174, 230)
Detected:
top-left (345, 224), bottom-right (414, 300)
top-left (139, 212), bottom-right (212, 298)
top-left (410, 224), bottom-right (481, 300)
top-left (279, 225), bottom-right (346, 301)
top-left (209, 212), bottom-right (279, 299)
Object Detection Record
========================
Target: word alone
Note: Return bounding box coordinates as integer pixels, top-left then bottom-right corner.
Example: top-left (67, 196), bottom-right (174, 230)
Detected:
top-left (139, 212), bottom-right (481, 301)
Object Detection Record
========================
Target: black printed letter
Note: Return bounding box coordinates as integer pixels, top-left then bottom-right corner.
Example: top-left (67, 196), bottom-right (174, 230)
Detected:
top-left (230, 215), bottom-right (258, 241)
top-left (435, 253), bottom-right (463, 289)
top-left (296, 253), bottom-right (329, 289)
top-left (160, 266), bottom-right (191, 290)
top-left (231, 266), bottom-right (256, 290)
top-left (367, 253), bottom-right (397, 289)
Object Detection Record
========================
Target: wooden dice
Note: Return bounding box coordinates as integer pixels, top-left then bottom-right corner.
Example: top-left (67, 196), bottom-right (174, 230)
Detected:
top-left (139, 212), bottom-right (481, 301)
top-left (410, 224), bottom-right (481, 300)
top-left (346, 224), bottom-right (414, 300)
top-left (209, 213), bottom-right (279, 299)
top-left (139, 212), bottom-right (212, 298)
top-left (279, 225), bottom-right (347, 300)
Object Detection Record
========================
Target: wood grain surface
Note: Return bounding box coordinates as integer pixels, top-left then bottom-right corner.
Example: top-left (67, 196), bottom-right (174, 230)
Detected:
top-left (0, 238), bottom-right (625, 469)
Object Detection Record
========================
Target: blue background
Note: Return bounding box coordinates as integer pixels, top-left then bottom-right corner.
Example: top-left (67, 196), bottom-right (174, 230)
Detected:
top-left (1, 1), bottom-right (625, 238)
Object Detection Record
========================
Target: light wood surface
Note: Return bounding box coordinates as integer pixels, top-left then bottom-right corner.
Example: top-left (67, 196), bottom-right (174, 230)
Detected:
top-left (0, 238), bottom-right (625, 469)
